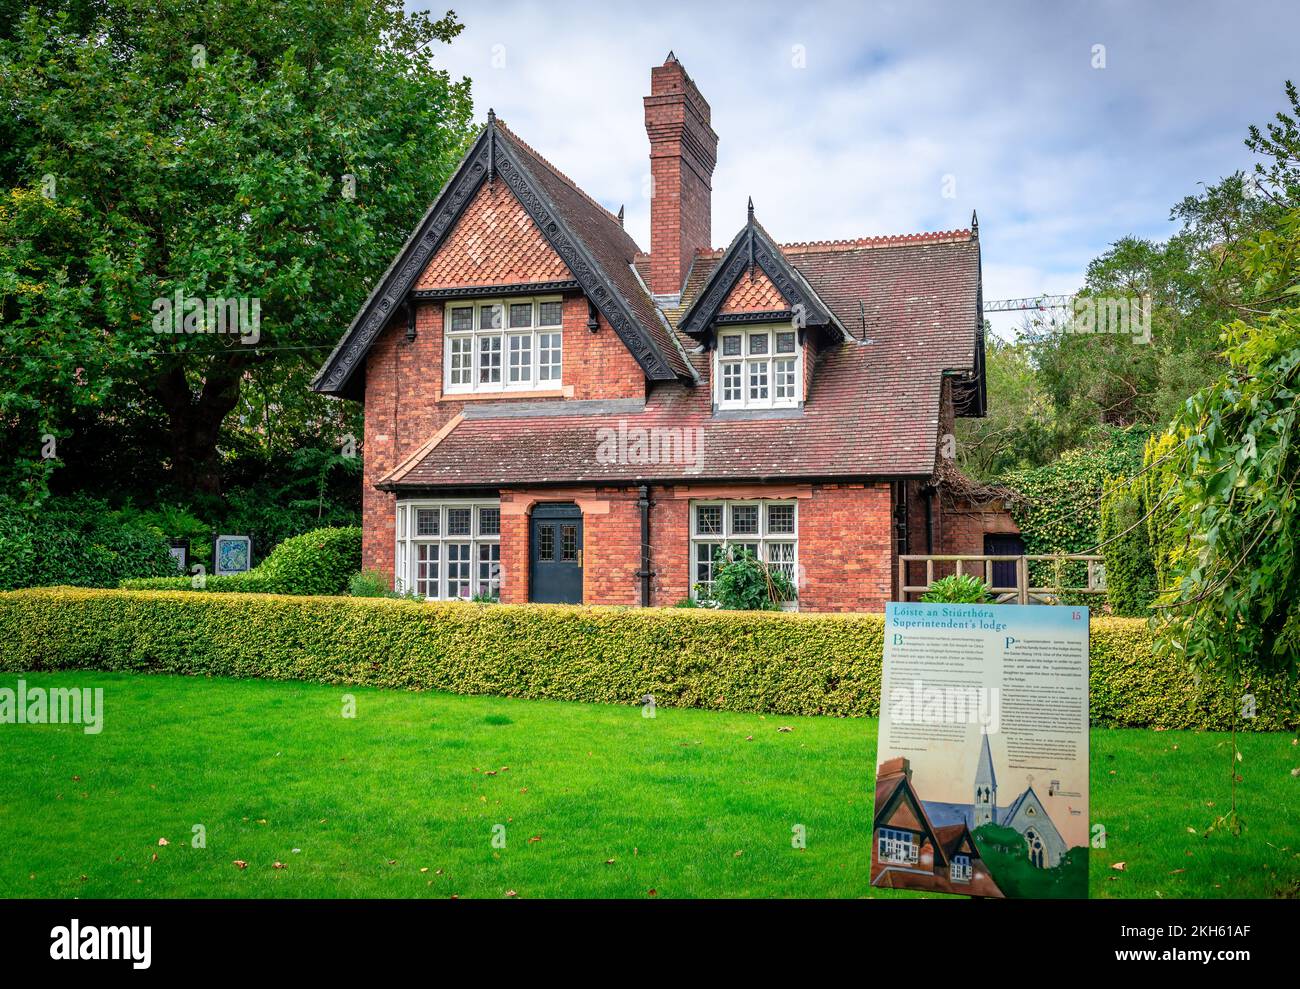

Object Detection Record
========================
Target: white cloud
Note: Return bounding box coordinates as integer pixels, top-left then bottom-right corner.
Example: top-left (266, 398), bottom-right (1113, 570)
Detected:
top-left (419, 0), bottom-right (1299, 325)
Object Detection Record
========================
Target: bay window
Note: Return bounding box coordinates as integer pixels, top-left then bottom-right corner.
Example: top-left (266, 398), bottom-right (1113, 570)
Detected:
top-left (690, 498), bottom-right (798, 605)
top-left (444, 296), bottom-right (563, 394)
top-left (395, 500), bottom-right (501, 599)
top-left (714, 324), bottom-right (800, 410)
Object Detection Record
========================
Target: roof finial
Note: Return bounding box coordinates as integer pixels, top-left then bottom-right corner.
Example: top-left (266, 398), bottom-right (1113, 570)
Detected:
top-left (971, 209), bottom-right (978, 235)
top-left (747, 196), bottom-right (754, 220)
top-left (487, 110), bottom-right (496, 185)
top-left (488, 107), bottom-right (496, 124)
top-left (665, 50), bottom-right (677, 63)
top-left (617, 204), bottom-right (625, 227)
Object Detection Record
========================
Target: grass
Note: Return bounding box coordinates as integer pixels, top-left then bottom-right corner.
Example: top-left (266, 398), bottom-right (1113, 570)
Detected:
top-left (1, 671), bottom-right (1297, 899)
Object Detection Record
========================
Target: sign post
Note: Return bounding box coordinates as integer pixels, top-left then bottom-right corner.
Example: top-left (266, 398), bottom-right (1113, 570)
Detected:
top-left (870, 602), bottom-right (1090, 898)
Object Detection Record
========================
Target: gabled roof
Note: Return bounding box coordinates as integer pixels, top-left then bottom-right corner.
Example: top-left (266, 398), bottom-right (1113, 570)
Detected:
top-left (676, 204), bottom-right (849, 339)
top-left (312, 114), bottom-right (690, 398)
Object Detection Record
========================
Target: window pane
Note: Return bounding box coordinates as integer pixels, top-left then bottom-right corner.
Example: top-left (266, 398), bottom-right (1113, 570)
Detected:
top-left (695, 541), bottom-right (721, 586)
top-left (776, 330), bottom-right (797, 353)
top-left (449, 306), bottom-right (474, 331)
top-left (478, 335), bottom-right (502, 385)
top-left (721, 362), bottom-right (742, 402)
top-left (775, 358), bottom-right (797, 399)
top-left (447, 543), bottom-right (472, 598)
top-left (538, 331), bottom-right (562, 382)
top-left (748, 361), bottom-right (769, 400)
top-left (478, 543), bottom-right (501, 597)
top-left (731, 504), bottom-right (759, 535)
top-left (508, 333), bottom-right (532, 383)
top-left (721, 334), bottom-right (742, 357)
top-left (537, 526), bottom-right (554, 561)
top-left (415, 508), bottom-right (440, 536)
top-left (561, 524), bottom-right (577, 562)
top-left (479, 304), bottom-right (503, 329)
top-left (478, 507), bottom-right (500, 536)
top-left (417, 544), bottom-right (440, 598)
top-left (695, 504), bottom-right (722, 536)
top-left (747, 332), bottom-right (769, 355)
top-left (538, 301), bottom-right (563, 326)
top-left (767, 542), bottom-right (796, 583)
top-left (766, 503), bottom-right (795, 534)
top-left (447, 508), bottom-right (472, 536)
top-left (449, 337), bottom-right (473, 385)
top-left (509, 302), bottom-right (533, 328)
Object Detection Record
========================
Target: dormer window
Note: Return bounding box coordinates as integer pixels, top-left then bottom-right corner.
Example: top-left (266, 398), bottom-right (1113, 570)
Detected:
top-left (714, 324), bottom-right (800, 410)
top-left (444, 295), bottom-right (563, 394)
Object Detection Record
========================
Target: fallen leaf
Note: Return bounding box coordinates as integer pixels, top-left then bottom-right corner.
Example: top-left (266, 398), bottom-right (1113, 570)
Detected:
top-left (273, 862), bottom-right (285, 870)
top-left (79, 875), bottom-right (87, 882)
top-left (733, 850), bottom-right (744, 858)
top-left (745, 735), bottom-right (753, 741)
top-left (233, 860), bottom-right (247, 870)
top-left (647, 888), bottom-right (657, 896)
top-left (436, 869), bottom-right (443, 875)
top-left (605, 858), bottom-right (616, 865)
top-left (777, 726), bottom-right (792, 733)
top-left (1187, 827), bottom-right (1198, 834)
top-left (1111, 861), bottom-right (1126, 871)
top-left (157, 838), bottom-right (169, 846)
top-left (1170, 869), bottom-right (1186, 874)
top-left (505, 889), bottom-right (518, 898)
top-left (420, 867), bottom-right (429, 873)
top-left (387, 859), bottom-right (398, 865)
top-left (72, 775), bottom-right (80, 781)
top-left (151, 853), bottom-right (158, 862)
top-left (528, 836), bottom-right (542, 843)
top-left (1290, 768), bottom-right (1300, 778)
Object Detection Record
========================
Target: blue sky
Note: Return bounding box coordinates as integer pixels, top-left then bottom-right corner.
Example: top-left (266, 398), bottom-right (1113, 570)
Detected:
top-left (416, 0), bottom-right (1299, 338)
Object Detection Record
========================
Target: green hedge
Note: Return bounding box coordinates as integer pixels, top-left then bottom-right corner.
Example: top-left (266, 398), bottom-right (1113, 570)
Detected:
top-left (0, 496), bottom-right (180, 590)
top-left (120, 526), bottom-right (361, 596)
top-left (1099, 475), bottom-right (1156, 616)
top-left (0, 588), bottom-right (1294, 730)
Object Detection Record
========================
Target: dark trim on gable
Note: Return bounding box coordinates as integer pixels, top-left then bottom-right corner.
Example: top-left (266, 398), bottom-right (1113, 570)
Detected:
top-left (411, 280), bottom-right (579, 300)
top-left (677, 215), bottom-right (850, 340)
top-left (312, 120), bottom-right (682, 397)
top-left (713, 309), bottom-right (793, 325)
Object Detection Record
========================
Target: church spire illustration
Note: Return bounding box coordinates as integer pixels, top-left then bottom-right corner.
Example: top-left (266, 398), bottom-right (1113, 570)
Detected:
top-left (973, 730), bottom-right (997, 827)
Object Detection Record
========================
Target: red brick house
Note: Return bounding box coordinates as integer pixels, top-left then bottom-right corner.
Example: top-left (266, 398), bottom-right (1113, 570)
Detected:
top-left (313, 54), bottom-right (1003, 611)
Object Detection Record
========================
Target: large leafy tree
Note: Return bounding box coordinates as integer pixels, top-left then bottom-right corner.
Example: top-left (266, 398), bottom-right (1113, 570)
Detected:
top-left (0, 0), bottom-right (474, 498)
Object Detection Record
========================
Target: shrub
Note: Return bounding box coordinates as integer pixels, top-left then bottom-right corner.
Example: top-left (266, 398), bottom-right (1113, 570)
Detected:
top-left (1099, 475), bottom-right (1156, 616)
top-left (706, 547), bottom-right (795, 610)
top-left (120, 526), bottom-right (360, 596)
top-left (0, 496), bottom-right (179, 591)
top-left (920, 574), bottom-right (991, 604)
top-left (0, 588), bottom-right (1293, 730)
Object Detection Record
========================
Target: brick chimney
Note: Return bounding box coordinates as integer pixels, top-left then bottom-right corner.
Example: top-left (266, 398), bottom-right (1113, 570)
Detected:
top-left (643, 52), bottom-right (718, 297)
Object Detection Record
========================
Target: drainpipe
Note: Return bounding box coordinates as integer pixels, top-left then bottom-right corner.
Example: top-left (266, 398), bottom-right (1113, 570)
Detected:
top-left (636, 485), bottom-right (652, 606)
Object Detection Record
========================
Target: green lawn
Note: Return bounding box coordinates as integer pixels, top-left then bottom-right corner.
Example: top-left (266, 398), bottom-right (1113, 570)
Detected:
top-left (1, 672), bottom-right (1297, 899)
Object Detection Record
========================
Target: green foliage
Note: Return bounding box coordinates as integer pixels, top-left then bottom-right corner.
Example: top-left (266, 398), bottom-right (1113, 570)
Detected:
top-left (0, 0), bottom-right (473, 500)
top-left (705, 547), bottom-right (796, 611)
top-left (121, 525), bottom-right (360, 596)
top-left (348, 570), bottom-right (393, 598)
top-left (1002, 429), bottom-right (1147, 591)
top-left (1098, 476), bottom-right (1156, 616)
top-left (1152, 204), bottom-right (1300, 677)
top-left (955, 333), bottom-right (1062, 479)
top-left (0, 495), bottom-right (180, 590)
top-left (919, 574), bottom-right (992, 604)
top-left (1, 589), bottom-right (1294, 730)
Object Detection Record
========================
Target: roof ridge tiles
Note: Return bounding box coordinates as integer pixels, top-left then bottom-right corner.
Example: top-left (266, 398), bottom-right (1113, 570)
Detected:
top-left (698, 229), bottom-right (974, 256)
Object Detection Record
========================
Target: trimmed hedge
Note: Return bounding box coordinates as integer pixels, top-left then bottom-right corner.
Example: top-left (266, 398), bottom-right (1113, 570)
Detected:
top-left (0, 588), bottom-right (1294, 730)
top-left (120, 526), bottom-right (361, 596)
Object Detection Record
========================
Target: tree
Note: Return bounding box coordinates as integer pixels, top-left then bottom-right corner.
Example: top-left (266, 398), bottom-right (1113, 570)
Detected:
top-left (0, 0), bottom-right (474, 499)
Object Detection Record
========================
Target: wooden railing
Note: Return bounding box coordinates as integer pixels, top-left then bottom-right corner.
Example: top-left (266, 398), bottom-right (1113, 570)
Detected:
top-left (897, 554), bottom-right (1106, 605)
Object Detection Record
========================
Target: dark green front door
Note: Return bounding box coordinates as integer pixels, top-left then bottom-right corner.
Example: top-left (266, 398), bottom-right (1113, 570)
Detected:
top-left (530, 503), bottom-right (583, 604)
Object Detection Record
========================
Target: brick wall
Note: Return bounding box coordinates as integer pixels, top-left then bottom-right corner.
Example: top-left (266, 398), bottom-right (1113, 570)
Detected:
top-left (361, 293), bottom-right (646, 584)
